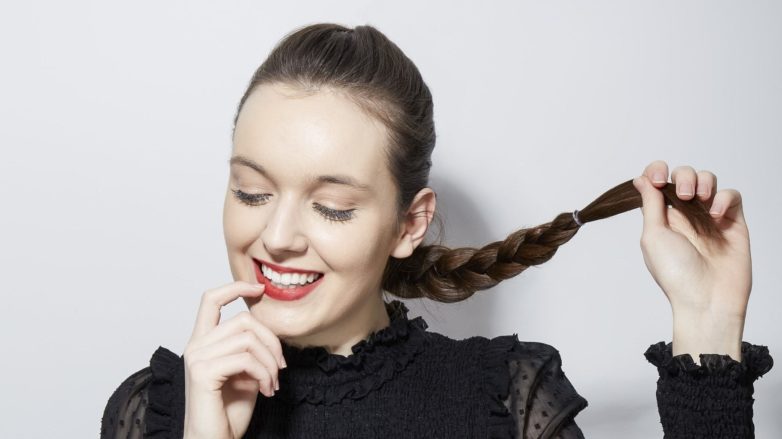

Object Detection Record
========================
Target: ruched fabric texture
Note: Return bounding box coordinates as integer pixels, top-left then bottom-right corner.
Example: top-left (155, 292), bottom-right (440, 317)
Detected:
top-left (273, 300), bottom-right (428, 406)
top-left (644, 341), bottom-right (773, 438)
top-left (100, 300), bottom-right (772, 438)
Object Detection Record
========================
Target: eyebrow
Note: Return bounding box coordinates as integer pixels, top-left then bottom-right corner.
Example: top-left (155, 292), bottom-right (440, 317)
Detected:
top-left (229, 155), bottom-right (372, 192)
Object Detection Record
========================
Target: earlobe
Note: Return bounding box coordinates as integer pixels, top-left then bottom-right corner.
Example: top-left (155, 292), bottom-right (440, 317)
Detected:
top-left (390, 235), bottom-right (414, 259)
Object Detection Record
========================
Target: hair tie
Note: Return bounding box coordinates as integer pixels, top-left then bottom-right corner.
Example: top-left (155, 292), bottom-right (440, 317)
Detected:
top-left (572, 209), bottom-right (583, 226)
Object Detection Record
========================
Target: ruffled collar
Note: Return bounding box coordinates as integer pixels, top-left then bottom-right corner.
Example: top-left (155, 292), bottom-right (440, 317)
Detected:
top-left (276, 299), bottom-right (429, 406)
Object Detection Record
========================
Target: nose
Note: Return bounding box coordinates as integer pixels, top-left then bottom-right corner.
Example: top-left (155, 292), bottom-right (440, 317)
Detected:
top-left (260, 194), bottom-right (308, 255)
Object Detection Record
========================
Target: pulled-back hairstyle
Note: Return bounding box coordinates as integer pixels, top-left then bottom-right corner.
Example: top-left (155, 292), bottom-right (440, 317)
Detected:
top-left (231, 22), bottom-right (726, 303)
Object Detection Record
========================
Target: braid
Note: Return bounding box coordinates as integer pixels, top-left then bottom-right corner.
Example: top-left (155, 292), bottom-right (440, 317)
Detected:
top-left (382, 178), bottom-right (727, 303)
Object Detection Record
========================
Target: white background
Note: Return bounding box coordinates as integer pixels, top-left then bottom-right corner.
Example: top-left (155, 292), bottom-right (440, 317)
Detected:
top-left (1, 1), bottom-right (780, 437)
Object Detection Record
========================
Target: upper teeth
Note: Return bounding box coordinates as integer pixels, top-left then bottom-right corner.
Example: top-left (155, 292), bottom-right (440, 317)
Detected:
top-left (261, 264), bottom-right (321, 285)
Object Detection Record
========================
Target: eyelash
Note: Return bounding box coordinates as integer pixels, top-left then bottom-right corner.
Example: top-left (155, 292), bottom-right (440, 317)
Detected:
top-left (231, 189), bottom-right (356, 224)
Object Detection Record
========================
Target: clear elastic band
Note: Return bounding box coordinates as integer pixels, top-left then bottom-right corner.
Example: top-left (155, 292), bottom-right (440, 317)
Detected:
top-left (572, 209), bottom-right (583, 226)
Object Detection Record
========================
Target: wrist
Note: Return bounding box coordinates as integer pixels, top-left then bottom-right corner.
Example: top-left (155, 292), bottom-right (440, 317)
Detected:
top-left (671, 308), bottom-right (744, 363)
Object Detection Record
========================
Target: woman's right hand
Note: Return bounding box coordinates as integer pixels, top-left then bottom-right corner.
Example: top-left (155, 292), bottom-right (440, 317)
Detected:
top-left (182, 281), bottom-right (287, 439)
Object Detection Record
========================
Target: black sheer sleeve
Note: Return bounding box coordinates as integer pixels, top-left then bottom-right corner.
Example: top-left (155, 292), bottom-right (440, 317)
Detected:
top-left (484, 335), bottom-right (588, 438)
top-left (100, 366), bottom-right (153, 439)
top-left (100, 346), bottom-right (186, 439)
top-left (644, 340), bottom-right (774, 438)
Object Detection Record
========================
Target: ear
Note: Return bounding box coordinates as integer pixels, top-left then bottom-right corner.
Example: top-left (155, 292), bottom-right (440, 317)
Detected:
top-left (390, 187), bottom-right (437, 259)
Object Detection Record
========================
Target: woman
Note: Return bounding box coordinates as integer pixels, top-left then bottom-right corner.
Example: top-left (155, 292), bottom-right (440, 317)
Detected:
top-left (100, 23), bottom-right (773, 438)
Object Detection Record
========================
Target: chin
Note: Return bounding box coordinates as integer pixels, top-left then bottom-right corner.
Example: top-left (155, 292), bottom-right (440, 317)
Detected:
top-left (250, 301), bottom-right (311, 340)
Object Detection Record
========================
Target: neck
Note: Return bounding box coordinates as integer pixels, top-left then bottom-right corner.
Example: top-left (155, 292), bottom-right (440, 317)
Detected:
top-left (284, 294), bottom-right (391, 357)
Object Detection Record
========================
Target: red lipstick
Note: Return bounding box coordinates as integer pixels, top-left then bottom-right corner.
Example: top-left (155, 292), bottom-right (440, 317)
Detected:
top-left (253, 259), bottom-right (324, 301)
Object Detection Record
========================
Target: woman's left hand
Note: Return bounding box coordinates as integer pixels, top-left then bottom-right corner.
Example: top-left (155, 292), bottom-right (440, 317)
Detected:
top-left (632, 160), bottom-right (751, 362)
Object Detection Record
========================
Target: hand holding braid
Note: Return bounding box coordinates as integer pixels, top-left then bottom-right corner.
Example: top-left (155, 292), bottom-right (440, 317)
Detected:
top-left (633, 162), bottom-right (748, 362)
top-left (382, 161), bottom-right (745, 362)
top-left (381, 164), bottom-right (728, 304)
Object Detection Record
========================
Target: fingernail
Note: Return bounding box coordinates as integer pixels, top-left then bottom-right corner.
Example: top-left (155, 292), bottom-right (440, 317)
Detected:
top-left (679, 183), bottom-right (693, 196)
top-left (252, 283), bottom-right (264, 289)
top-left (710, 203), bottom-right (723, 215)
top-left (274, 379), bottom-right (280, 391)
top-left (280, 356), bottom-right (288, 369)
top-left (652, 173), bottom-right (666, 184)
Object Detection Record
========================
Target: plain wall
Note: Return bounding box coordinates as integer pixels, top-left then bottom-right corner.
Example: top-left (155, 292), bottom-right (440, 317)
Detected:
top-left (1, 1), bottom-right (780, 437)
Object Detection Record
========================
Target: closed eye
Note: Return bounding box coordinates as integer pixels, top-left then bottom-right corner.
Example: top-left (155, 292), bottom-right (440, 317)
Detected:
top-left (231, 189), bottom-right (356, 223)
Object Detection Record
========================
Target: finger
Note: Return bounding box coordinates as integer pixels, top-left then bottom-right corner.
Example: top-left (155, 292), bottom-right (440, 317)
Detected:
top-left (633, 174), bottom-right (669, 229)
top-left (193, 311), bottom-right (286, 369)
top-left (695, 170), bottom-right (717, 202)
top-left (190, 351), bottom-right (276, 396)
top-left (643, 160), bottom-right (669, 188)
top-left (709, 188), bottom-right (746, 224)
top-left (191, 282), bottom-right (265, 340)
top-left (188, 330), bottom-right (280, 392)
top-left (670, 165), bottom-right (698, 200)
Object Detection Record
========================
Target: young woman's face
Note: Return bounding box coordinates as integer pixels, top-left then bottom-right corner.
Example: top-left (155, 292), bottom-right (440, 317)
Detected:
top-left (223, 82), bottom-right (405, 344)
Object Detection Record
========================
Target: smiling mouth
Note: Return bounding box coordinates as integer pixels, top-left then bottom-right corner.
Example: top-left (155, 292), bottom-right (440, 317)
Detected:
top-left (253, 258), bottom-right (323, 288)
top-left (252, 258), bottom-right (325, 301)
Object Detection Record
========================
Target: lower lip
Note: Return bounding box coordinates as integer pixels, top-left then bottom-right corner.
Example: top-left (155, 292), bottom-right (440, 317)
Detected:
top-left (254, 262), bottom-right (324, 301)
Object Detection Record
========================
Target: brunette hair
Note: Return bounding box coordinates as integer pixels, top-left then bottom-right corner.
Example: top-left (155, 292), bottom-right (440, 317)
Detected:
top-left (231, 22), bottom-right (726, 303)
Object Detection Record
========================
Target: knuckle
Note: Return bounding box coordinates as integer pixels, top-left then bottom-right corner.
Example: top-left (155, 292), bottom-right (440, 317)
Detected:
top-left (717, 188), bottom-right (738, 199)
top-left (236, 310), bottom-right (254, 324)
top-left (239, 330), bottom-right (257, 345)
top-left (262, 367), bottom-right (273, 382)
top-left (258, 330), bottom-right (282, 355)
top-left (671, 165), bottom-right (694, 177)
top-left (255, 361), bottom-right (271, 378)
top-left (241, 351), bottom-right (255, 362)
top-left (201, 288), bottom-right (219, 305)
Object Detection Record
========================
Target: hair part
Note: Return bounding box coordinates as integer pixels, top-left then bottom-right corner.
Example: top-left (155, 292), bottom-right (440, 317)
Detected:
top-left (232, 23), bottom-right (726, 304)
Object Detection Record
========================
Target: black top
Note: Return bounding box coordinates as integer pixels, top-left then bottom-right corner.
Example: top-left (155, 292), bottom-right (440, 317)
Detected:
top-left (100, 300), bottom-right (773, 438)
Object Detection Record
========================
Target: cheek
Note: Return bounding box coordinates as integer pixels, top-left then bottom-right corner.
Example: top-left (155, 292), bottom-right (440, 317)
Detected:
top-left (223, 203), bottom-right (261, 247)
top-left (311, 218), bottom-right (390, 273)
top-left (223, 205), bottom-right (260, 281)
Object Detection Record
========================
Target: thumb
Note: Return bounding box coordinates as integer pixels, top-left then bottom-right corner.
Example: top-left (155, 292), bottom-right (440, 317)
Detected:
top-left (632, 175), bottom-right (669, 230)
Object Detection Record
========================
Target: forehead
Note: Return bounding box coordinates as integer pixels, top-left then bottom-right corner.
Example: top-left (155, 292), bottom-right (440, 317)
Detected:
top-left (232, 83), bottom-right (391, 189)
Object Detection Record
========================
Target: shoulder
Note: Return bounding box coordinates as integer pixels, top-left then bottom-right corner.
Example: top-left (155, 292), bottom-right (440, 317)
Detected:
top-left (475, 334), bottom-right (569, 387)
top-left (478, 334), bottom-right (579, 397)
top-left (101, 366), bottom-right (153, 438)
top-left (480, 335), bottom-right (587, 437)
top-left (422, 332), bottom-right (585, 437)
top-left (423, 330), bottom-right (563, 368)
top-left (100, 346), bottom-right (185, 439)
top-left (417, 330), bottom-right (571, 397)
